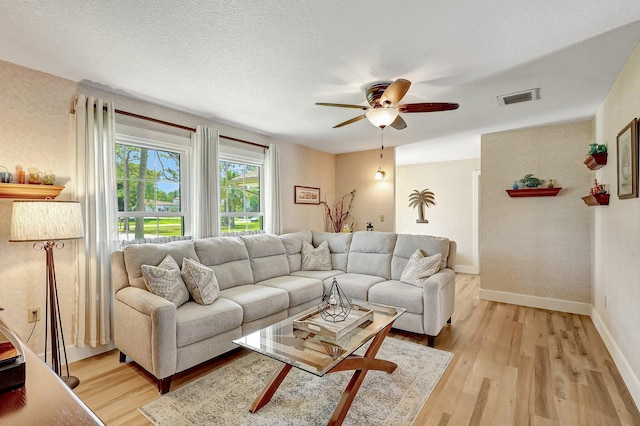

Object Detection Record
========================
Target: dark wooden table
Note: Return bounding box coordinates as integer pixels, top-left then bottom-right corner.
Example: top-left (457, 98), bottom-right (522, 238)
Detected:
top-left (0, 319), bottom-right (104, 425)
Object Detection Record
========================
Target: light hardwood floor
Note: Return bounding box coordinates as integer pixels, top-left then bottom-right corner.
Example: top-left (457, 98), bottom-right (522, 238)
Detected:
top-left (71, 274), bottom-right (640, 425)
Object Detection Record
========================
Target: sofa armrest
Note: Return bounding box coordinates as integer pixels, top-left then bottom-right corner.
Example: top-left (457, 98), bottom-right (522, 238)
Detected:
top-left (421, 268), bottom-right (456, 336)
top-left (111, 251), bottom-right (130, 293)
top-left (114, 287), bottom-right (177, 380)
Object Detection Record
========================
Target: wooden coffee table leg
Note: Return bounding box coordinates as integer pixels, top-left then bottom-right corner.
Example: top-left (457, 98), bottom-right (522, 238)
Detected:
top-left (249, 363), bottom-right (292, 413)
top-left (327, 322), bottom-right (395, 425)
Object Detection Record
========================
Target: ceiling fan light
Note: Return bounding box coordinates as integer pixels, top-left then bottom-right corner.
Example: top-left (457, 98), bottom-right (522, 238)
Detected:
top-left (375, 167), bottom-right (386, 180)
top-left (366, 108), bottom-right (399, 128)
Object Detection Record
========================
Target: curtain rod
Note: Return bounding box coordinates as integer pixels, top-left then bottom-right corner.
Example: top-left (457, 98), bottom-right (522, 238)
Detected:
top-left (71, 97), bottom-right (268, 149)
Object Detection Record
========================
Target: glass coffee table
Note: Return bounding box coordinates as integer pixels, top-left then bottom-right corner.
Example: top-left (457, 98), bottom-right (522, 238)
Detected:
top-left (233, 300), bottom-right (405, 425)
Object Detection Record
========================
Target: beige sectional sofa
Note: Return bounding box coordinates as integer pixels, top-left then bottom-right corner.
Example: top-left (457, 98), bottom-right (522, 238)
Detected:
top-left (111, 230), bottom-right (456, 393)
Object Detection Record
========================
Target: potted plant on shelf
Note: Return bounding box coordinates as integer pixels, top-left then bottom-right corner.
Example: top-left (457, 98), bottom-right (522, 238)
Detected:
top-left (584, 143), bottom-right (608, 169)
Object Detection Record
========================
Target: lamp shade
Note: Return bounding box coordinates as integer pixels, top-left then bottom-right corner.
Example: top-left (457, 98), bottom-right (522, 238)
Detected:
top-left (375, 167), bottom-right (386, 180)
top-left (10, 201), bottom-right (84, 242)
top-left (365, 108), bottom-right (399, 128)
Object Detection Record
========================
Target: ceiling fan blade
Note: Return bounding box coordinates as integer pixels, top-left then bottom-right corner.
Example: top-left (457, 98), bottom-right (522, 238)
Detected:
top-left (333, 114), bottom-right (367, 128)
top-left (390, 115), bottom-right (407, 130)
top-left (398, 102), bottom-right (459, 113)
top-left (315, 102), bottom-right (369, 110)
top-left (380, 79), bottom-right (411, 106)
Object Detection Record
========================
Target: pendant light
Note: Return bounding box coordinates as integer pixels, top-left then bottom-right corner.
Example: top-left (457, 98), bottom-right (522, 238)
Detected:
top-left (375, 128), bottom-right (386, 180)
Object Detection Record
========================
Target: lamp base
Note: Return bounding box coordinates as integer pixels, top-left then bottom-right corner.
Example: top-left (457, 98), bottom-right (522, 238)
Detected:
top-left (63, 375), bottom-right (80, 389)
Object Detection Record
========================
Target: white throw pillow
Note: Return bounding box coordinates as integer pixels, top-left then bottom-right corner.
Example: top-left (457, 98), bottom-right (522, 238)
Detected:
top-left (181, 258), bottom-right (220, 305)
top-left (141, 254), bottom-right (190, 307)
top-left (400, 249), bottom-right (442, 287)
top-left (301, 240), bottom-right (332, 271)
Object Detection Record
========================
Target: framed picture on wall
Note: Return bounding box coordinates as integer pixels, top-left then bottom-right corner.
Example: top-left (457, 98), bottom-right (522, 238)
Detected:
top-left (617, 118), bottom-right (638, 199)
top-left (294, 186), bottom-right (320, 204)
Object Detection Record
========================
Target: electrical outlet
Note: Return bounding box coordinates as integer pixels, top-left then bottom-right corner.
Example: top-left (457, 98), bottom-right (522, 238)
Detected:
top-left (380, 215), bottom-right (385, 222)
top-left (604, 296), bottom-right (607, 309)
top-left (28, 306), bottom-right (40, 323)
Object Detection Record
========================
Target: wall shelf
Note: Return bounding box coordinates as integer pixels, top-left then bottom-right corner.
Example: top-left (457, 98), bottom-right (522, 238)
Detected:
top-left (582, 193), bottom-right (610, 206)
top-left (0, 183), bottom-right (65, 199)
top-left (506, 187), bottom-right (562, 197)
top-left (584, 153), bottom-right (608, 170)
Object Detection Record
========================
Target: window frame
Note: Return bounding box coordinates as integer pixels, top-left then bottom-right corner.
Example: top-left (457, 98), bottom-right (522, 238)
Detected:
top-left (114, 127), bottom-right (192, 240)
top-left (218, 143), bottom-right (266, 234)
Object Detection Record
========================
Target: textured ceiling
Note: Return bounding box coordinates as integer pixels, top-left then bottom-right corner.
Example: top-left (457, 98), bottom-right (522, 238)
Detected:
top-left (1, 2), bottom-right (640, 164)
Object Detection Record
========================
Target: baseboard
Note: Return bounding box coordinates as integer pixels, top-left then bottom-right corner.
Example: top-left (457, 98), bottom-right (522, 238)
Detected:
top-left (455, 265), bottom-right (479, 274)
top-left (590, 309), bottom-right (640, 409)
top-left (35, 342), bottom-right (115, 367)
top-left (478, 288), bottom-right (591, 315)
top-left (66, 342), bottom-right (115, 364)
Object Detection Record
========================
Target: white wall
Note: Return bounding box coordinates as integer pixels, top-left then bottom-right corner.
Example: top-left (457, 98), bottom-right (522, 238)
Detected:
top-left (480, 120), bottom-right (594, 310)
top-left (396, 159), bottom-right (480, 273)
top-left (593, 42), bottom-right (640, 406)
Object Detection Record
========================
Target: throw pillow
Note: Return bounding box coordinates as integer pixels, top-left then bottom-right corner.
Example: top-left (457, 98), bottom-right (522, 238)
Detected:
top-left (301, 240), bottom-right (332, 271)
top-left (400, 249), bottom-right (442, 287)
top-left (181, 258), bottom-right (220, 305)
top-left (141, 254), bottom-right (190, 307)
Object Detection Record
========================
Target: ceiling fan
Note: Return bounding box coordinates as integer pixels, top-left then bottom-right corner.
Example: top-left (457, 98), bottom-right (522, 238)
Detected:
top-left (315, 78), bottom-right (459, 129)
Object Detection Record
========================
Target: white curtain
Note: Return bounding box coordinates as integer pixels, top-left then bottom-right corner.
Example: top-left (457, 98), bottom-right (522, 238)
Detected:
top-left (265, 143), bottom-right (281, 234)
top-left (193, 126), bottom-right (219, 238)
top-left (74, 94), bottom-right (118, 347)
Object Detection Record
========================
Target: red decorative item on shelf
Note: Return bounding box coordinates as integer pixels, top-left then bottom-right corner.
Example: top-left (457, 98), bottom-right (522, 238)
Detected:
top-left (583, 179), bottom-right (609, 206)
top-left (584, 153), bottom-right (608, 170)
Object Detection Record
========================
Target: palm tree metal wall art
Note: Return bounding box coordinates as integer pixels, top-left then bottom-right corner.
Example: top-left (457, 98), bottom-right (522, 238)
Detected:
top-left (408, 189), bottom-right (436, 223)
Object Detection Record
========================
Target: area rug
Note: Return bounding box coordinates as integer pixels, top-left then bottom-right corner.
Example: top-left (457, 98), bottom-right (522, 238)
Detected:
top-left (140, 337), bottom-right (453, 426)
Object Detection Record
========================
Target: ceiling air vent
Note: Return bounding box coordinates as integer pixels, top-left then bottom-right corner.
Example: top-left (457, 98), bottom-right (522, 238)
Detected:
top-left (497, 88), bottom-right (540, 106)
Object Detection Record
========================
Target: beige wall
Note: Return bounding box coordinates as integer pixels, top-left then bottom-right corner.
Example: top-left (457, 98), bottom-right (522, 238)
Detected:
top-left (593, 43), bottom-right (640, 402)
top-left (0, 61), bottom-right (80, 355)
top-left (480, 121), bottom-right (594, 304)
top-left (335, 148), bottom-right (395, 232)
top-left (278, 140), bottom-right (334, 233)
top-left (396, 159), bottom-right (480, 273)
top-left (0, 59), bottom-right (329, 355)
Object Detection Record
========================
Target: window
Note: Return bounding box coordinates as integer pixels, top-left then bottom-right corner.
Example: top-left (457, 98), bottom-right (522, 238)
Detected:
top-left (115, 126), bottom-right (191, 241)
top-left (219, 140), bottom-right (265, 234)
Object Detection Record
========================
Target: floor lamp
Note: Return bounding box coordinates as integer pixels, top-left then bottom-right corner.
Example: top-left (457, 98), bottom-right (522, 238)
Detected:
top-left (9, 200), bottom-right (84, 389)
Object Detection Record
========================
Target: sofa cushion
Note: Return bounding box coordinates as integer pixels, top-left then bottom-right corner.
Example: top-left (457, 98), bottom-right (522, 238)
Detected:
top-left (391, 234), bottom-right (450, 280)
top-left (368, 280), bottom-right (424, 315)
top-left (312, 231), bottom-right (352, 272)
top-left (194, 237), bottom-right (254, 290)
top-left (141, 255), bottom-right (190, 307)
top-left (181, 258), bottom-right (220, 305)
top-left (175, 298), bottom-right (243, 347)
top-left (301, 240), bottom-right (332, 271)
top-left (400, 250), bottom-right (442, 287)
top-left (324, 273), bottom-right (385, 301)
top-left (347, 232), bottom-right (397, 279)
top-left (220, 285), bottom-right (289, 323)
top-left (279, 230), bottom-right (312, 272)
top-left (291, 270), bottom-right (345, 281)
top-left (124, 239), bottom-right (198, 289)
top-left (241, 234), bottom-right (290, 283)
top-left (256, 275), bottom-right (324, 308)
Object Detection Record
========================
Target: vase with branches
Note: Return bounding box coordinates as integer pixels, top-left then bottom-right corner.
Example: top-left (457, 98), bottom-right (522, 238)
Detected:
top-left (320, 189), bottom-right (356, 232)
top-left (408, 188), bottom-right (436, 223)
